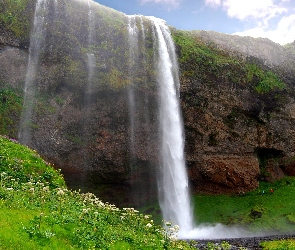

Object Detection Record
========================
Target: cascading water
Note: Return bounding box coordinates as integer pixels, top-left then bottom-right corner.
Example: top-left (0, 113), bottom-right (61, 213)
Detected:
top-left (127, 15), bottom-right (138, 156)
top-left (18, 0), bottom-right (49, 145)
top-left (149, 17), bottom-right (194, 236)
top-left (54, 0), bottom-right (58, 9)
top-left (86, 0), bottom-right (96, 98)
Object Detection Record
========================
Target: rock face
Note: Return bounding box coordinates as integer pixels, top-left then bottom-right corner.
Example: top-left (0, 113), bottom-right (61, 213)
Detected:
top-left (188, 155), bottom-right (260, 194)
top-left (176, 30), bottom-right (295, 194)
top-left (1, 0), bottom-right (295, 206)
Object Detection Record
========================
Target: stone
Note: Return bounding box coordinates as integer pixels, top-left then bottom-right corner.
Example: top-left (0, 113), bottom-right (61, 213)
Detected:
top-left (188, 155), bottom-right (260, 194)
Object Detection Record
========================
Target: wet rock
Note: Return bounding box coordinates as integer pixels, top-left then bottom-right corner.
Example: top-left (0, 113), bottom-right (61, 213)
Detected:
top-left (192, 234), bottom-right (295, 249)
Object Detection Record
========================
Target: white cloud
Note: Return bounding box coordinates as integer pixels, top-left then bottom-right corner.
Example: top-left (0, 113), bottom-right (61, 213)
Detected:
top-left (234, 14), bottom-right (295, 44)
top-left (205, 0), bottom-right (295, 45)
top-left (139, 0), bottom-right (181, 8)
top-left (205, 0), bottom-right (221, 7)
top-left (205, 0), bottom-right (287, 20)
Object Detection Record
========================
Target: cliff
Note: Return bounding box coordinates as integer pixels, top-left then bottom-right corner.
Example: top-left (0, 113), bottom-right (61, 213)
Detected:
top-left (1, 0), bottom-right (295, 206)
top-left (174, 30), bottom-right (295, 194)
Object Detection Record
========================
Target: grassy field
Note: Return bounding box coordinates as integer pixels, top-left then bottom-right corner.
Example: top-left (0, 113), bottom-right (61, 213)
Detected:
top-left (190, 176), bottom-right (295, 249)
top-left (1, 134), bottom-right (295, 249)
top-left (192, 178), bottom-right (295, 234)
top-left (0, 135), bottom-right (194, 249)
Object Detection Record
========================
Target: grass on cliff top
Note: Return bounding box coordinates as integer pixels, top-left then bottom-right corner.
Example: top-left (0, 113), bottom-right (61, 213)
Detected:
top-left (172, 29), bottom-right (286, 94)
top-left (0, 135), bottom-right (194, 250)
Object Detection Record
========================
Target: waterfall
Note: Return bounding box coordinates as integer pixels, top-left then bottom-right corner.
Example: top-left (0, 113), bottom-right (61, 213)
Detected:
top-left (86, 0), bottom-right (96, 96)
top-left (54, 0), bottom-right (58, 10)
top-left (149, 16), bottom-right (194, 236)
top-left (127, 15), bottom-right (138, 156)
top-left (18, 0), bottom-right (49, 145)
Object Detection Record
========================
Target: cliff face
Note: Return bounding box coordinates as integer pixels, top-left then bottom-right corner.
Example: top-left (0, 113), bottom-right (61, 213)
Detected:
top-left (1, 0), bottom-right (295, 206)
top-left (175, 30), bottom-right (295, 194)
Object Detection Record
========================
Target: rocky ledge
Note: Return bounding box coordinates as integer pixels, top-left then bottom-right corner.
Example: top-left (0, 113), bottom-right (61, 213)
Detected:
top-left (192, 234), bottom-right (295, 249)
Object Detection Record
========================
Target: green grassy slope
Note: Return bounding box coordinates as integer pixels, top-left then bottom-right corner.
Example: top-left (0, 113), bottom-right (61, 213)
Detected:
top-left (0, 135), bottom-right (194, 249)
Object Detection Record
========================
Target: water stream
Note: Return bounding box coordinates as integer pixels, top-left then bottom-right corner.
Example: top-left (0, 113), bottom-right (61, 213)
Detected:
top-left (18, 0), bottom-right (49, 145)
top-left (149, 17), bottom-right (194, 236)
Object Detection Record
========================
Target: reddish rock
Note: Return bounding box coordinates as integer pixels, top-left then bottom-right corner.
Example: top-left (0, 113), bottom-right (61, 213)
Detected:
top-left (188, 155), bottom-right (260, 194)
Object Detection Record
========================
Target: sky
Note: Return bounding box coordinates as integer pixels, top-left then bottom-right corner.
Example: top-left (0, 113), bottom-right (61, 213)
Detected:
top-left (93, 0), bottom-right (295, 45)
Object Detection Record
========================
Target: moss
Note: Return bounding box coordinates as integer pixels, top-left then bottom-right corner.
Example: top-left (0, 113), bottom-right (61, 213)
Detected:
top-left (0, 88), bottom-right (23, 138)
top-left (171, 29), bottom-right (247, 86)
top-left (0, 0), bottom-right (35, 44)
top-left (172, 29), bottom-right (287, 95)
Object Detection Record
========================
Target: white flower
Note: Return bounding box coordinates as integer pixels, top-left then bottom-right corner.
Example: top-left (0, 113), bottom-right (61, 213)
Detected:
top-left (146, 223), bottom-right (152, 228)
top-left (144, 215), bottom-right (150, 219)
top-left (174, 225), bottom-right (180, 232)
top-left (29, 187), bottom-right (35, 193)
top-left (169, 235), bottom-right (177, 241)
top-left (57, 189), bottom-right (64, 196)
top-left (6, 187), bottom-right (13, 191)
top-left (82, 208), bottom-right (89, 213)
top-left (43, 186), bottom-right (50, 192)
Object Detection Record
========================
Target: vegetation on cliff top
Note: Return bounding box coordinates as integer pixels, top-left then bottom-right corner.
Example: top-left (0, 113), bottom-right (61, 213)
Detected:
top-left (0, 0), bottom-right (35, 43)
top-left (171, 29), bottom-right (286, 94)
top-left (0, 135), bottom-right (194, 249)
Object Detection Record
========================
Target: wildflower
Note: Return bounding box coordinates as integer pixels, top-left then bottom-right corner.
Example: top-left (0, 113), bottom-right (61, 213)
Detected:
top-left (144, 215), bottom-right (150, 219)
top-left (6, 187), bottom-right (13, 191)
top-left (82, 208), bottom-right (89, 213)
top-left (169, 235), bottom-right (177, 241)
top-left (174, 225), bottom-right (180, 232)
top-left (29, 187), bottom-right (35, 194)
top-left (43, 186), bottom-right (50, 192)
top-left (146, 223), bottom-right (152, 228)
top-left (57, 189), bottom-right (64, 196)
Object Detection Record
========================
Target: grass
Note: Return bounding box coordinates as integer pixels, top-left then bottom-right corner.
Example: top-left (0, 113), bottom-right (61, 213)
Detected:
top-left (193, 178), bottom-right (295, 234)
top-left (2, 135), bottom-right (295, 249)
top-left (0, 135), bottom-right (194, 249)
top-left (260, 239), bottom-right (295, 249)
top-left (171, 29), bottom-right (286, 94)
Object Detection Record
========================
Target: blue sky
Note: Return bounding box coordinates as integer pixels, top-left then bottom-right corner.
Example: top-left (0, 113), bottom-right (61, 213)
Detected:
top-left (93, 0), bottom-right (295, 45)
